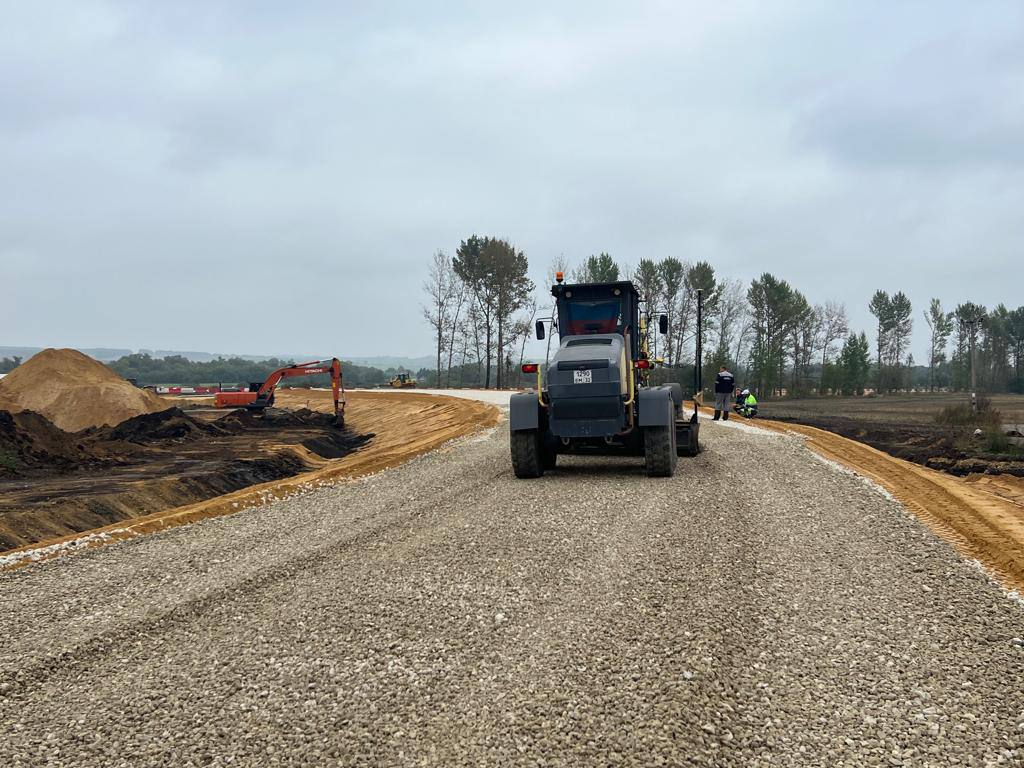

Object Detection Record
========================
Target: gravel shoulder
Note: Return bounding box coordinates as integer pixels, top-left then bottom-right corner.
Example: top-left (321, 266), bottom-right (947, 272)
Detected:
top-left (2, 420), bottom-right (1023, 766)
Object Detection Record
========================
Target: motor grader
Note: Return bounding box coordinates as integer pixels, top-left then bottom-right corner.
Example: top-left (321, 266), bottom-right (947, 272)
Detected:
top-left (509, 274), bottom-right (702, 478)
top-left (389, 372), bottom-right (417, 388)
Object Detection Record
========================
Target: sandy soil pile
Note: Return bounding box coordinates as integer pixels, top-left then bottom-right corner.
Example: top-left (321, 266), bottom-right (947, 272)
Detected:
top-left (0, 349), bottom-right (167, 432)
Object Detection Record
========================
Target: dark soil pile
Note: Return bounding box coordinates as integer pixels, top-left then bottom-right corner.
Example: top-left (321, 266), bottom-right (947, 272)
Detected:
top-left (216, 407), bottom-right (338, 432)
top-left (0, 401), bottom-right (374, 551)
top-left (0, 409), bottom-right (151, 478)
top-left (94, 408), bottom-right (220, 444)
top-left (302, 431), bottom-right (374, 459)
top-left (215, 408), bottom-right (371, 457)
top-left (0, 410), bottom-right (96, 476)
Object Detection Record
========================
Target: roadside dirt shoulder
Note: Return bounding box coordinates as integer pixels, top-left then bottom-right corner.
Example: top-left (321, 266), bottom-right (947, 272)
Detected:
top-left (2, 391), bottom-right (499, 567)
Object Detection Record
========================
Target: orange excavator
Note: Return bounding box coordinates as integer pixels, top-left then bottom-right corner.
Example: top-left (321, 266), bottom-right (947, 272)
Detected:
top-left (214, 358), bottom-right (345, 425)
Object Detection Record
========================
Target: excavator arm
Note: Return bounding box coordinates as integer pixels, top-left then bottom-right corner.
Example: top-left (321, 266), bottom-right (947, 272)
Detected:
top-left (257, 360), bottom-right (333, 395)
top-left (215, 358), bottom-right (345, 425)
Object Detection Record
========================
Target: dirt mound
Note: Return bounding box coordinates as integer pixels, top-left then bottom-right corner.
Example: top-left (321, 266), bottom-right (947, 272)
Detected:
top-left (0, 410), bottom-right (95, 476)
top-left (0, 402), bottom-right (378, 552)
top-left (301, 431), bottom-right (374, 458)
top-left (0, 391), bottom-right (499, 558)
top-left (215, 407), bottom-right (339, 432)
top-left (0, 349), bottom-right (167, 432)
top-left (96, 408), bottom-right (219, 444)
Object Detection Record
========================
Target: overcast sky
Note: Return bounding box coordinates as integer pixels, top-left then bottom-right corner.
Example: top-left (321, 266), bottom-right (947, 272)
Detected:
top-left (2, 1), bottom-right (1022, 361)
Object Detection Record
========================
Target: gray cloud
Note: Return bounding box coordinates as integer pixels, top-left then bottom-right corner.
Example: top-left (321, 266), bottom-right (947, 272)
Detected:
top-left (798, 14), bottom-right (1024, 169)
top-left (2, 0), bottom-right (1022, 360)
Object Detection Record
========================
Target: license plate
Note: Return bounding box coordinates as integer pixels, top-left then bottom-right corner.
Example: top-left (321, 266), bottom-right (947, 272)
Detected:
top-left (573, 369), bottom-right (593, 384)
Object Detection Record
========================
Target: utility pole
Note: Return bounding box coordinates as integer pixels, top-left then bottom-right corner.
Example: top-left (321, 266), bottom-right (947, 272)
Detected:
top-left (695, 289), bottom-right (704, 400)
top-left (962, 317), bottom-right (982, 415)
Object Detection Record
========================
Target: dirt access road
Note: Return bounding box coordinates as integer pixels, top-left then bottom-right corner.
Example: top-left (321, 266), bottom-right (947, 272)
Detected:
top-left (3, 395), bottom-right (1023, 766)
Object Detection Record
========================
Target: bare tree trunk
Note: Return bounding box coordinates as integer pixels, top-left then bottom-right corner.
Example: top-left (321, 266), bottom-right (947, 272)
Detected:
top-left (496, 312), bottom-right (503, 390)
top-left (481, 298), bottom-right (495, 389)
top-left (485, 321), bottom-right (492, 389)
top-left (445, 281), bottom-right (466, 388)
top-left (459, 328), bottom-right (470, 388)
top-left (421, 250), bottom-right (455, 389)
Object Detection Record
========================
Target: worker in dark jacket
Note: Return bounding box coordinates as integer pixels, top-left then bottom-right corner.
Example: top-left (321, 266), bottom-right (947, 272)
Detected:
top-left (713, 366), bottom-right (735, 421)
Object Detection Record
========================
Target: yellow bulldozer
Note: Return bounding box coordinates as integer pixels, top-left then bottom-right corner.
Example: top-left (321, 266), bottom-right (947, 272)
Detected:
top-left (388, 372), bottom-right (417, 389)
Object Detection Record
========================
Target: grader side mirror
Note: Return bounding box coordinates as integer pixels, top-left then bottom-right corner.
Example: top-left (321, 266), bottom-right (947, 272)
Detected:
top-left (535, 320), bottom-right (545, 340)
top-left (658, 314), bottom-right (669, 334)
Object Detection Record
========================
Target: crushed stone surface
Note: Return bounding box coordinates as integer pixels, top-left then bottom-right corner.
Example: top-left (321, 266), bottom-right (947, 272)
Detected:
top-left (2, 420), bottom-right (1023, 766)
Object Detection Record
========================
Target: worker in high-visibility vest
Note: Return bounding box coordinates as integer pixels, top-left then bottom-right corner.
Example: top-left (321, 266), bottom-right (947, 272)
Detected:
top-left (735, 389), bottom-right (758, 418)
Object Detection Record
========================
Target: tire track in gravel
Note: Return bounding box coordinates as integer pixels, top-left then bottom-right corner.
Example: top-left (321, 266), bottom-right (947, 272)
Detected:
top-left (0, 431), bottom-right (497, 685)
top-left (1, 469), bottom-right (473, 696)
top-left (423, 442), bottom-right (770, 765)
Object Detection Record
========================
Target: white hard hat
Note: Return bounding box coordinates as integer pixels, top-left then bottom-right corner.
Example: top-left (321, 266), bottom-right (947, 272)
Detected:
top-left (741, 389), bottom-right (750, 395)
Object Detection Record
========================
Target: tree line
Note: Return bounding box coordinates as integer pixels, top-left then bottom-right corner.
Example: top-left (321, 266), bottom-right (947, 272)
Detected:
top-left (923, 300), bottom-right (1024, 394)
top-left (0, 357), bottom-right (22, 374)
top-left (422, 244), bottom-right (1024, 396)
top-left (108, 354), bottom-right (413, 388)
top-left (422, 236), bottom-right (536, 389)
top-left (0, 353), bottom-right (427, 388)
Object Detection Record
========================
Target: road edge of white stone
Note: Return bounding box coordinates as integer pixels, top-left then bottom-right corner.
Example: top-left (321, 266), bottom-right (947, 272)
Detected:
top-left (346, 387), bottom-right (514, 408)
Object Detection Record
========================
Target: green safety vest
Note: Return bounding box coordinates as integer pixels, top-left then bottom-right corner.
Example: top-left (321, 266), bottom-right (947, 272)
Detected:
top-left (745, 394), bottom-right (757, 406)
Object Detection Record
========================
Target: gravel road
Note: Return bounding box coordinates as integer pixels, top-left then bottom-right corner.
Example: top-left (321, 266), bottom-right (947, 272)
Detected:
top-left (2, 418), bottom-right (1023, 766)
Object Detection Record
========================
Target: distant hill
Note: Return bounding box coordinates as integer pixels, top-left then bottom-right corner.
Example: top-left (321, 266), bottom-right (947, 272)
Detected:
top-left (0, 346), bottom-right (434, 371)
top-left (0, 346), bottom-right (134, 362)
top-left (341, 355), bottom-right (435, 371)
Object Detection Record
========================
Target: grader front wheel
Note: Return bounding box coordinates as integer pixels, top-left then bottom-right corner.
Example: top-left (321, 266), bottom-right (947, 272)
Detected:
top-left (643, 424), bottom-right (677, 477)
top-left (510, 430), bottom-right (545, 478)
